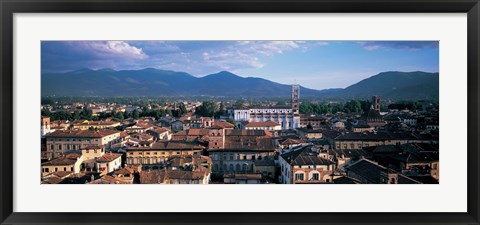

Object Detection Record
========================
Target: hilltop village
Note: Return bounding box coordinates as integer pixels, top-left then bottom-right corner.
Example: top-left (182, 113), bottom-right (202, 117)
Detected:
top-left (40, 86), bottom-right (439, 184)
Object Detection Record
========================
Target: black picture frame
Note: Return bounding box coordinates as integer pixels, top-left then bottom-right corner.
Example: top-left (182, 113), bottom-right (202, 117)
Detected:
top-left (1, 0), bottom-right (479, 224)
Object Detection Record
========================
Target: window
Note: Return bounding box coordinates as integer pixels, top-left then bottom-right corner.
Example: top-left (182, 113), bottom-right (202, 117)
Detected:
top-left (312, 173), bottom-right (319, 180)
top-left (251, 155), bottom-right (255, 160)
top-left (64, 167), bottom-right (67, 171)
top-left (350, 144), bottom-right (354, 149)
top-left (295, 173), bottom-right (304, 181)
top-left (45, 168), bottom-right (49, 173)
top-left (358, 144), bottom-right (362, 149)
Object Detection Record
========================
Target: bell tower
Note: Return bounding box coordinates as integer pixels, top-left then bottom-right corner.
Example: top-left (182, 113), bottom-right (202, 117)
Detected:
top-left (372, 96), bottom-right (381, 113)
top-left (292, 84), bottom-right (300, 114)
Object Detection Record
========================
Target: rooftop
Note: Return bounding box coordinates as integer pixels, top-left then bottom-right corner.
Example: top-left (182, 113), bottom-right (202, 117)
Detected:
top-left (45, 129), bottom-right (120, 138)
top-left (41, 153), bottom-right (81, 166)
top-left (96, 153), bottom-right (122, 163)
top-left (281, 146), bottom-right (334, 166)
top-left (127, 141), bottom-right (206, 151)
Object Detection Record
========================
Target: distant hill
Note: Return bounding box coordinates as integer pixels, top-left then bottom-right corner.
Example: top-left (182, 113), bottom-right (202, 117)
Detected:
top-left (41, 69), bottom-right (438, 100)
top-left (41, 69), bottom-right (323, 97)
top-left (330, 71), bottom-right (439, 100)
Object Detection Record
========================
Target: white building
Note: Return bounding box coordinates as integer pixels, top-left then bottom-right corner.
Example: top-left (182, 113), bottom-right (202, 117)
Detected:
top-left (234, 85), bottom-right (301, 130)
top-left (41, 116), bottom-right (52, 137)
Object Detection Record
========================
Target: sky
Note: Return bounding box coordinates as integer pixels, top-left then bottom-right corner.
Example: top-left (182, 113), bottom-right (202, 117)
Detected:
top-left (41, 41), bottom-right (439, 90)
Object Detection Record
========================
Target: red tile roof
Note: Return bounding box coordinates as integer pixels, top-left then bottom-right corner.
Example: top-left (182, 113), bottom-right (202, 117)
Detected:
top-left (42, 153), bottom-right (81, 166)
top-left (96, 153), bottom-right (122, 163)
top-left (212, 121), bottom-right (235, 128)
top-left (127, 141), bottom-right (206, 151)
top-left (45, 129), bottom-right (120, 138)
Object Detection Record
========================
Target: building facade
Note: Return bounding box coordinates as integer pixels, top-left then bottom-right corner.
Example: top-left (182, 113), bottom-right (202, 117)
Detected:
top-left (125, 141), bottom-right (205, 169)
top-left (45, 129), bottom-right (121, 159)
top-left (233, 84), bottom-right (301, 130)
top-left (279, 146), bottom-right (335, 184)
top-left (41, 116), bottom-right (52, 136)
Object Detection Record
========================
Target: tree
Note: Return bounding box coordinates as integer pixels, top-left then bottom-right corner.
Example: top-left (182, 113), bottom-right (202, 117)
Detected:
top-left (195, 101), bottom-right (218, 117)
top-left (80, 107), bottom-right (93, 120)
top-left (116, 111), bottom-right (124, 120)
top-left (132, 110), bottom-right (140, 119)
top-left (344, 100), bottom-right (362, 113)
top-left (234, 99), bottom-right (245, 109)
top-left (72, 111), bottom-right (81, 120)
top-left (178, 103), bottom-right (187, 115)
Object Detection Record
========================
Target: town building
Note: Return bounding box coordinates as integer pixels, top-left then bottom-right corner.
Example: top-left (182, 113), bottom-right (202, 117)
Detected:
top-left (279, 145), bottom-right (335, 184)
top-left (345, 158), bottom-right (421, 184)
top-left (41, 153), bottom-right (83, 176)
top-left (146, 127), bottom-right (172, 141)
top-left (45, 129), bottom-right (121, 159)
top-left (296, 128), bottom-right (323, 140)
top-left (369, 143), bottom-right (439, 180)
top-left (139, 155), bottom-right (212, 184)
top-left (72, 120), bottom-right (120, 130)
top-left (334, 131), bottom-right (437, 150)
top-left (80, 145), bottom-right (122, 175)
top-left (223, 174), bottom-right (264, 184)
top-left (41, 116), bottom-right (52, 136)
top-left (299, 115), bottom-right (325, 128)
top-left (208, 129), bottom-right (277, 177)
top-left (125, 141), bottom-right (206, 169)
top-left (124, 121), bottom-right (154, 133)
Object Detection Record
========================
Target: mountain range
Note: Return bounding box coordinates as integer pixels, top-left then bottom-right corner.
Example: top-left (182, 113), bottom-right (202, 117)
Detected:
top-left (41, 69), bottom-right (439, 100)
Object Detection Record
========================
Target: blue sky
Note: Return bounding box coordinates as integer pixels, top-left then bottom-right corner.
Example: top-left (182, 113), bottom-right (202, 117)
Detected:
top-left (41, 41), bottom-right (439, 90)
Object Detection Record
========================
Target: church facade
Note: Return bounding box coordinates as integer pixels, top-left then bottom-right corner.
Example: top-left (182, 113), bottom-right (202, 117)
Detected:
top-left (234, 85), bottom-right (301, 130)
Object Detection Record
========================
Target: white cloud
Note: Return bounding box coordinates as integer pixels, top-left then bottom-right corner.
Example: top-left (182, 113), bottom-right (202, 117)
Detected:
top-left (56, 41), bottom-right (327, 75)
top-left (73, 41), bottom-right (148, 60)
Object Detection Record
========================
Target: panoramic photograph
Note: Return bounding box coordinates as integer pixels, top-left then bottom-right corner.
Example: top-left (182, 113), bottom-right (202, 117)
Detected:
top-left (40, 40), bottom-right (439, 184)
